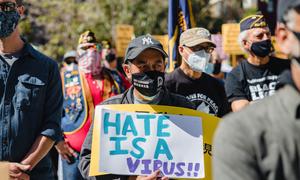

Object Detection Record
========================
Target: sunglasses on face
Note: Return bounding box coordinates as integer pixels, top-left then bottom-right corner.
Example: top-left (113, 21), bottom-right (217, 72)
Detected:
top-left (0, 2), bottom-right (17, 12)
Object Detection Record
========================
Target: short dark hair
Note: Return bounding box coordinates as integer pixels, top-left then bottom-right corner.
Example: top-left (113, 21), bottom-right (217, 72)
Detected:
top-left (16, 0), bottom-right (23, 6)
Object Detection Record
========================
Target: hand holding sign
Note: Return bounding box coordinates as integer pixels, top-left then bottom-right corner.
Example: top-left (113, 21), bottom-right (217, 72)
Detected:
top-left (137, 170), bottom-right (169, 180)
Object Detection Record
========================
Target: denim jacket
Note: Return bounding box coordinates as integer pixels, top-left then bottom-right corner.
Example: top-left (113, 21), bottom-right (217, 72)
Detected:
top-left (0, 42), bottom-right (63, 179)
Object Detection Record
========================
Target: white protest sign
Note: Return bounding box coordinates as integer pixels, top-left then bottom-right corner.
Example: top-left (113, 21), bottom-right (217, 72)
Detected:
top-left (97, 107), bottom-right (204, 179)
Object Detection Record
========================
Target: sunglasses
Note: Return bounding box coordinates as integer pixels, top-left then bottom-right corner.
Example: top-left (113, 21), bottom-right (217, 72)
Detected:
top-left (0, 2), bottom-right (17, 12)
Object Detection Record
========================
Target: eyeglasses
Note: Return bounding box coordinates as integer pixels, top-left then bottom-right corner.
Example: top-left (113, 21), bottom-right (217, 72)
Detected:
top-left (0, 2), bottom-right (17, 12)
top-left (183, 45), bottom-right (214, 54)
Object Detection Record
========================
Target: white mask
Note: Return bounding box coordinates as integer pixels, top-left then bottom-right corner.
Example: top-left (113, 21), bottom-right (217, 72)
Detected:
top-left (185, 50), bottom-right (211, 73)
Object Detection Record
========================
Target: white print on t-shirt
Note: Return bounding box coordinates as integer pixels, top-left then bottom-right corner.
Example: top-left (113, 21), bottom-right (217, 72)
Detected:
top-left (247, 75), bottom-right (278, 101)
top-left (186, 93), bottom-right (218, 116)
top-left (157, 77), bottom-right (163, 87)
top-left (246, 75), bottom-right (277, 83)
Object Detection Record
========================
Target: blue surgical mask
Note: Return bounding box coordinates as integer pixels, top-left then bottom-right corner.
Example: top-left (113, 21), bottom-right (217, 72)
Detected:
top-left (185, 50), bottom-right (211, 73)
top-left (204, 63), bottom-right (214, 74)
top-left (0, 10), bottom-right (20, 38)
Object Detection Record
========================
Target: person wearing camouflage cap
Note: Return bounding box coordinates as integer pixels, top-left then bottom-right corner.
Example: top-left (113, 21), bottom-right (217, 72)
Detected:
top-left (225, 14), bottom-right (290, 112)
top-left (79, 35), bottom-right (195, 180)
top-left (165, 27), bottom-right (230, 117)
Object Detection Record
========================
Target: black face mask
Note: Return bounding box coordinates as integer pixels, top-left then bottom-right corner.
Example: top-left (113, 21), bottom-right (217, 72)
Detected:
top-left (105, 53), bottom-right (116, 63)
top-left (64, 58), bottom-right (77, 65)
top-left (250, 39), bottom-right (273, 57)
top-left (131, 71), bottom-right (165, 97)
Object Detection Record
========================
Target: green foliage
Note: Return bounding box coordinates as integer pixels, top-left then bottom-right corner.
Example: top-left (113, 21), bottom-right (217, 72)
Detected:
top-left (243, 7), bottom-right (259, 18)
top-left (20, 0), bottom-right (245, 61)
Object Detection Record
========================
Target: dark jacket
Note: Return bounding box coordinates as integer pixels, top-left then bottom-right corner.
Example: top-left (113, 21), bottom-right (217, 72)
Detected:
top-left (78, 86), bottom-right (195, 180)
top-left (213, 70), bottom-right (300, 180)
top-left (0, 43), bottom-right (63, 179)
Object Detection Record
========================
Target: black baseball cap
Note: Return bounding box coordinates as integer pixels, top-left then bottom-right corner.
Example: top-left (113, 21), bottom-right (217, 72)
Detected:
top-left (277, 0), bottom-right (300, 23)
top-left (124, 35), bottom-right (168, 64)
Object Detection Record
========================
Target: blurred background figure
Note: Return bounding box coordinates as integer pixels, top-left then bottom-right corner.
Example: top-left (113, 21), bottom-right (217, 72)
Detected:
top-left (56, 30), bottom-right (123, 180)
top-left (208, 50), bottom-right (225, 80)
top-left (101, 40), bottom-right (131, 93)
top-left (60, 50), bottom-right (78, 73)
top-left (213, 1), bottom-right (300, 180)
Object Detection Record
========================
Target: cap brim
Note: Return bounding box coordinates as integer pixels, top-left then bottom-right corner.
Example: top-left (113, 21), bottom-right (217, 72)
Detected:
top-left (184, 39), bottom-right (216, 48)
top-left (63, 55), bottom-right (76, 60)
top-left (126, 46), bottom-right (168, 62)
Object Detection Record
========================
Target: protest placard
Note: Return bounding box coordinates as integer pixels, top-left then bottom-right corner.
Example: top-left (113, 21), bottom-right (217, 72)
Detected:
top-left (222, 23), bottom-right (244, 55)
top-left (116, 24), bottom-right (134, 57)
top-left (0, 162), bottom-right (9, 180)
top-left (99, 108), bottom-right (204, 178)
top-left (90, 105), bottom-right (220, 180)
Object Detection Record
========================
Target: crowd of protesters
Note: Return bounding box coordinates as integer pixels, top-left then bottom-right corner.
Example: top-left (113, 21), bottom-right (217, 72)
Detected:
top-left (1, 0), bottom-right (300, 180)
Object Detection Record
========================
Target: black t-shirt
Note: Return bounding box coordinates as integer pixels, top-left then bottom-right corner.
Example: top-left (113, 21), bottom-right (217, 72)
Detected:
top-left (225, 56), bottom-right (290, 103)
top-left (165, 68), bottom-right (230, 117)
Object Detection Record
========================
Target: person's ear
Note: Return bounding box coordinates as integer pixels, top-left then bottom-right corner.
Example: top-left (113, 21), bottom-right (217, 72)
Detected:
top-left (179, 45), bottom-right (189, 60)
top-left (243, 39), bottom-right (250, 50)
top-left (122, 63), bottom-right (132, 80)
top-left (275, 23), bottom-right (288, 45)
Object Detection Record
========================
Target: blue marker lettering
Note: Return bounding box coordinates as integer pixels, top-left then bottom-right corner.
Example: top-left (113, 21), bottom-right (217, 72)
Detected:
top-left (154, 138), bottom-right (173, 160)
top-left (130, 137), bottom-right (146, 159)
top-left (157, 116), bottom-right (170, 137)
top-left (109, 137), bottom-right (128, 155)
top-left (104, 112), bottom-right (120, 135)
top-left (122, 115), bottom-right (138, 136)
